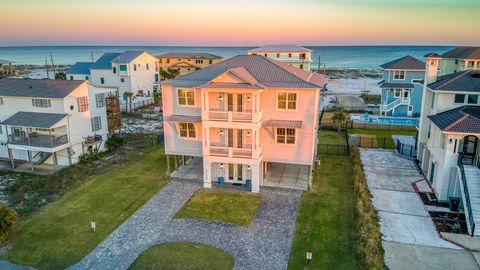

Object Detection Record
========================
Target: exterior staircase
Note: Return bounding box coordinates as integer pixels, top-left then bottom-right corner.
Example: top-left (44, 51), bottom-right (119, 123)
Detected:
top-left (460, 164), bottom-right (480, 236)
top-left (380, 98), bottom-right (402, 114)
top-left (32, 152), bottom-right (52, 165)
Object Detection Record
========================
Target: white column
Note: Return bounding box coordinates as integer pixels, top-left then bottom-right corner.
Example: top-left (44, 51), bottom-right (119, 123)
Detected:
top-left (203, 159), bottom-right (212, 188)
top-left (251, 163), bottom-right (260, 193)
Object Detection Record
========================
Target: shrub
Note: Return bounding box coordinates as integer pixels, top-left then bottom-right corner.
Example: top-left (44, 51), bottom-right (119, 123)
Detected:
top-left (0, 204), bottom-right (18, 242)
top-left (105, 135), bottom-right (126, 152)
top-left (351, 148), bottom-right (385, 269)
top-left (78, 149), bottom-right (101, 164)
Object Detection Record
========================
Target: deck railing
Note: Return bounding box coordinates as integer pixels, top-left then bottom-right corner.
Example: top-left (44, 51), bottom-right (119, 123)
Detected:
top-left (457, 153), bottom-right (476, 236)
top-left (206, 110), bottom-right (261, 123)
top-left (209, 145), bottom-right (259, 159)
top-left (8, 134), bottom-right (68, 148)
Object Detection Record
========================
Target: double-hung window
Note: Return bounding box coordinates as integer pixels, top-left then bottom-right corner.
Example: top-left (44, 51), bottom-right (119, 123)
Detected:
top-left (178, 89), bottom-right (195, 106)
top-left (394, 89), bottom-right (401, 98)
top-left (95, 93), bottom-right (105, 108)
top-left (91, 116), bottom-right (102, 132)
top-left (468, 95), bottom-right (478, 104)
top-left (32, 98), bottom-right (51, 108)
top-left (393, 70), bottom-right (406, 80)
top-left (119, 65), bottom-right (127, 72)
top-left (276, 128), bottom-right (295, 144)
top-left (77, 96), bottom-right (89, 112)
top-left (195, 59), bottom-right (204, 64)
top-left (277, 91), bottom-right (297, 110)
top-left (178, 123), bottom-right (195, 138)
top-left (454, 94), bottom-right (465, 104)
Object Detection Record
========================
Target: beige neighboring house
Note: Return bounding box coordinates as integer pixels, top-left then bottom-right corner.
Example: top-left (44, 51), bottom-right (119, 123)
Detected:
top-left (0, 60), bottom-right (15, 76)
top-left (157, 52), bottom-right (223, 76)
top-left (248, 45), bottom-right (313, 71)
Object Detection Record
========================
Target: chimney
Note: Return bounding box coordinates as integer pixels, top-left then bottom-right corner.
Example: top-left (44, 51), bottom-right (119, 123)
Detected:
top-left (424, 53), bottom-right (441, 84)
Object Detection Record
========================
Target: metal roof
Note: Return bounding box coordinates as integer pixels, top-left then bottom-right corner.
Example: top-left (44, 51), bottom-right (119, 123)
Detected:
top-left (171, 61), bottom-right (197, 68)
top-left (165, 115), bottom-right (201, 123)
top-left (65, 62), bottom-right (93, 75)
top-left (163, 55), bottom-right (323, 89)
top-left (428, 106), bottom-right (480, 133)
top-left (380, 55), bottom-right (425, 70)
top-left (428, 70), bottom-right (480, 92)
top-left (380, 82), bottom-right (415, 89)
top-left (157, 52), bottom-right (222, 59)
top-left (89, 53), bottom-right (121, 70)
top-left (263, 119), bottom-right (303, 128)
top-left (2, 111), bottom-right (67, 128)
top-left (441, 47), bottom-right (480, 60)
top-left (197, 82), bottom-right (262, 89)
top-left (248, 45), bottom-right (312, 53)
top-left (111, 51), bottom-right (147, 63)
top-left (0, 78), bottom-right (85, 98)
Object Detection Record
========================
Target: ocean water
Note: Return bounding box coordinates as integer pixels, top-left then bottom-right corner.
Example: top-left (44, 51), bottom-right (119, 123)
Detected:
top-left (0, 45), bottom-right (454, 69)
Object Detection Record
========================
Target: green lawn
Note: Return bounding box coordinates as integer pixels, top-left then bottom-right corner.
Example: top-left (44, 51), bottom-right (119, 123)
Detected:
top-left (128, 242), bottom-right (234, 270)
top-left (4, 145), bottom-right (170, 270)
top-left (288, 155), bottom-right (359, 269)
top-left (349, 128), bottom-right (416, 149)
top-left (318, 130), bottom-right (347, 145)
top-left (175, 189), bottom-right (261, 226)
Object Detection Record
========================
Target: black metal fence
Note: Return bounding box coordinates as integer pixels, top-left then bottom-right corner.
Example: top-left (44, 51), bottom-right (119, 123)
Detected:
top-left (396, 139), bottom-right (417, 157)
top-left (317, 144), bottom-right (349, 156)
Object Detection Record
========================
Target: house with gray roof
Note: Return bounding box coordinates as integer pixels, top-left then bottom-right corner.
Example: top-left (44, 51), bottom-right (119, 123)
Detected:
top-left (157, 52), bottom-right (223, 76)
top-left (417, 50), bottom-right (480, 236)
top-left (247, 45), bottom-right (313, 71)
top-left (378, 55), bottom-right (425, 117)
top-left (0, 78), bottom-right (117, 171)
top-left (439, 46), bottom-right (480, 75)
top-left (66, 51), bottom-right (159, 97)
top-left (162, 54), bottom-right (324, 193)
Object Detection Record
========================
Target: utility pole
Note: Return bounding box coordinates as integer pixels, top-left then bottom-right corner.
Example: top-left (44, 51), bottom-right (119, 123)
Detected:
top-left (91, 51), bottom-right (94, 62)
top-left (45, 58), bottom-right (50, 79)
top-left (50, 55), bottom-right (56, 75)
top-left (317, 55), bottom-right (321, 73)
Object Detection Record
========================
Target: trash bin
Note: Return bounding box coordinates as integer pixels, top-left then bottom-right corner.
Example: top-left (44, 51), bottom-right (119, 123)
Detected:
top-left (217, 177), bottom-right (224, 184)
top-left (449, 197), bottom-right (460, 212)
top-left (245, 179), bottom-right (251, 187)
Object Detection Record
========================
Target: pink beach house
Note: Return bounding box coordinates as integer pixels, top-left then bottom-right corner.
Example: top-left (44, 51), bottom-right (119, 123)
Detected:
top-left (162, 55), bottom-right (324, 192)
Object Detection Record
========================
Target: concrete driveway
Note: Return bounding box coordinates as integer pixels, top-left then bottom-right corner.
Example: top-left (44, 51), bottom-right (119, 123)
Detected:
top-left (360, 149), bottom-right (480, 270)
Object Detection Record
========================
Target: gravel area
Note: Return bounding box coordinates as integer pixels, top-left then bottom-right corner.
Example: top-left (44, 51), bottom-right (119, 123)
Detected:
top-left (69, 179), bottom-right (302, 270)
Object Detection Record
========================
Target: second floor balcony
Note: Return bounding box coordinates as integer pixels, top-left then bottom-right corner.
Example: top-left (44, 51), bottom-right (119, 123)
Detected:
top-left (8, 133), bottom-right (69, 148)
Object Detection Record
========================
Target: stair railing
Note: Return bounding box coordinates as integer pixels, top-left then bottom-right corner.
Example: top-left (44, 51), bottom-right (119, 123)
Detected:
top-left (458, 153), bottom-right (476, 236)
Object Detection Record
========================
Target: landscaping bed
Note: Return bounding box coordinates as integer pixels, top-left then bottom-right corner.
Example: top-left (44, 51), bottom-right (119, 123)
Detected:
top-left (128, 242), bottom-right (234, 270)
top-left (348, 128), bottom-right (416, 149)
top-left (429, 211), bottom-right (467, 234)
top-left (175, 189), bottom-right (261, 226)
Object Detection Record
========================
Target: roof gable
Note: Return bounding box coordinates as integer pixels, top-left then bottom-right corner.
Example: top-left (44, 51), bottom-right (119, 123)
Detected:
top-left (380, 55), bottom-right (425, 70)
top-left (0, 78), bottom-right (85, 98)
top-left (112, 51), bottom-right (155, 63)
top-left (90, 53), bottom-right (121, 70)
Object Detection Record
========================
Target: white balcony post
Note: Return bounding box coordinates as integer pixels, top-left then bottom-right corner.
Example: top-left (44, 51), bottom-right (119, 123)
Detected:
top-left (251, 163), bottom-right (260, 193)
top-left (203, 159), bottom-right (212, 189)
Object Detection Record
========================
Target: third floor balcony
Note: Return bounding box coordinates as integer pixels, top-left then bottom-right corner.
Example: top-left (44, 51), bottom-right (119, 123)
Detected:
top-left (202, 91), bottom-right (262, 124)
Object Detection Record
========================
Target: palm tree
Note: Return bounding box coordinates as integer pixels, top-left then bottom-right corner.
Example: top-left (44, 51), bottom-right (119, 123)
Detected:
top-left (124, 91), bottom-right (134, 113)
top-left (159, 67), bottom-right (180, 80)
top-left (331, 109), bottom-right (346, 132)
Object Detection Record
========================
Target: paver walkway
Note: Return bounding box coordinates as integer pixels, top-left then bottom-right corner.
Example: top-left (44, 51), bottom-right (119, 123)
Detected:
top-left (69, 179), bottom-right (301, 270)
top-left (360, 148), bottom-right (480, 269)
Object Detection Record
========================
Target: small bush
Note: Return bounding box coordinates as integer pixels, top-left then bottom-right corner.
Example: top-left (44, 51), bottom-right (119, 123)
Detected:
top-left (351, 148), bottom-right (385, 269)
top-left (78, 149), bottom-right (101, 164)
top-left (105, 135), bottom-right (126, 152)
top-left (0, 204), bottom-right (18, 242)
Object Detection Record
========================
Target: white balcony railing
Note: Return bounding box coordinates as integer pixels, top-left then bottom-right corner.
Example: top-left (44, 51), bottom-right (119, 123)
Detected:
top-left (208, 144), bottom-right (261, 159)
top-left (380, 98), bottom-right (402, 112)
top-left (205, 110), bottom-right (262, 123)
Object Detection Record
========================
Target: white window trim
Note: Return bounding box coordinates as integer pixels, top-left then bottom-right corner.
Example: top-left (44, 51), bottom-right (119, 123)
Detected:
top-left (393, 70), bottom-right (406, 81)
top-left (274, 127), bottom-right (297, 146)
top-left (32, 98), bottom-right (51, 108)
top-left (177, 89), bottom-right (196, 107)
top-left (177, 122), bottom-right (197, 139)
top-left (91, 116), bottom-right (102, 132)
top-left (276, 90), bottom-right (299, 112)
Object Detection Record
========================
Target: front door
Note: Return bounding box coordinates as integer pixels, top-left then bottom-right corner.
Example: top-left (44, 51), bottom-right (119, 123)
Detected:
top-left (228, 163), bottom-right (243, 182)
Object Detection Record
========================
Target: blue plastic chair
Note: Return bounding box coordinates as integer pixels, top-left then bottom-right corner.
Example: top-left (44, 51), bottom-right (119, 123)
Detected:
top-left (217, 177), bottom-right (224, 184)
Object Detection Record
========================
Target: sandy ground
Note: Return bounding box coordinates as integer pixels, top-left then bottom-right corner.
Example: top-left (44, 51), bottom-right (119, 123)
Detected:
top-left (326, 77), bottom-right (381, 95)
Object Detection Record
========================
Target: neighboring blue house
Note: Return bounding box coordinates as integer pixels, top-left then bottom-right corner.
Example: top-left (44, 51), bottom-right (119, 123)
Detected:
top-left (378, 55), bottom-right (425, 117)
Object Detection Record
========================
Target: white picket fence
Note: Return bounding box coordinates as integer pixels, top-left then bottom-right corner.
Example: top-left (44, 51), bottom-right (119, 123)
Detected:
top-left (120, 96), bottom-right (155, 112)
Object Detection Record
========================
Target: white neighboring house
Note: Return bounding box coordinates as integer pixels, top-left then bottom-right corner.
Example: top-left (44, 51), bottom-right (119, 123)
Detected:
top-left (247, 45), bottom-right (313, 71)
top-left (417, 49), bottom-right (480, 236)
top-left (66, 51), bottom-right (159, 98)
top-left (0, 78), bottom-right (117, 169)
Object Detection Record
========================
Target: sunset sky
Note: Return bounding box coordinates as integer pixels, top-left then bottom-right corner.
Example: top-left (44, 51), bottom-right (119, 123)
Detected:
top-left (1, 0), bottom-right (479, 46)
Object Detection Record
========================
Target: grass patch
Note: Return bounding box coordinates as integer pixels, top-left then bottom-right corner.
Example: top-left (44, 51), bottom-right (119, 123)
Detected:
top-left (175, 189), bottom-right (261, 226)
top-left (4, 144), bottom-right (170, 270)
top-left (351, 149), bottom-right (385, 269)
top-left (321, 111), bottom-right (350, 123)
top-left (348, 128), bottom-right (416, 149)
top-left (128, 242), bottom-right (234, 270)
top-left (288, 154), bottom-right (360, 269)
top-left (317, 130), bottom-right (346, 145)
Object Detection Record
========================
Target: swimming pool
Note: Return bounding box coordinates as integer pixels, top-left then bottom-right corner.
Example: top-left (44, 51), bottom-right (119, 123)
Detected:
top-left (350, 114), bottom-right (419, 126)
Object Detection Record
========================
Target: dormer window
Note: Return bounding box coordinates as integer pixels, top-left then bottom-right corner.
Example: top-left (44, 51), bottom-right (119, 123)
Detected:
top-left (393, 70), bottom-right (406, 80)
